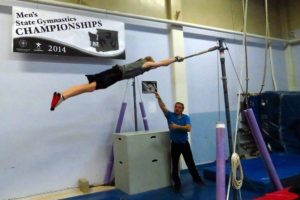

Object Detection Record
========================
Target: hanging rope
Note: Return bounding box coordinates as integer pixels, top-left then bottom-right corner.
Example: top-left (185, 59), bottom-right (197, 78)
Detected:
top-left (259, 9), bottom-right (270, 94)
top-left (259, 41), bottom-right (269, 94)
top-left (242, 0), bottom-right (249, 101)
top-left (224, 42), bottom-right (246, 94)
top-left (228, 0), bottom-right (248, 191)
top-left (224, 1), bottom-right (250, 199)
top-left (260, 0), bottom-right (278, 93)
top-left (227, 0), bottom-right (249, 194)
top-left (265, 0), bottom-right (278, 91)
top-left (231, 153), bottom-right (244, 190)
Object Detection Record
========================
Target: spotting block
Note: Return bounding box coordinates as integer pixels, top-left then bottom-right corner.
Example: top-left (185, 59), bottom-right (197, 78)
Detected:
top-left (113, 130), bottom-right (171, 194)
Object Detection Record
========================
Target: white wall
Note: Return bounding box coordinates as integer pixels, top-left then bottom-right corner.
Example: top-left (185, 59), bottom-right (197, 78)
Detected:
top-left (0, 3), bottom-right (172, 200)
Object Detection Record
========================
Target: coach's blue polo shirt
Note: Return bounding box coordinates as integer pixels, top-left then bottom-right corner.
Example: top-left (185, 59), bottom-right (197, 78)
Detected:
top-left (165, 111), bottom-right (191, 143)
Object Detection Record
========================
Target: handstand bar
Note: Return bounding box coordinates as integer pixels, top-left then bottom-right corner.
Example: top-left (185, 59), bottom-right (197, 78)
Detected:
top-left (183, 46), bottom-right (219, 60)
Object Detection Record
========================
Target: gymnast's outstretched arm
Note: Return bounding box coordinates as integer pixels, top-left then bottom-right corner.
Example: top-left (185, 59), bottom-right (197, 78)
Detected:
top-left (142, 56), bottom-right (183, 69)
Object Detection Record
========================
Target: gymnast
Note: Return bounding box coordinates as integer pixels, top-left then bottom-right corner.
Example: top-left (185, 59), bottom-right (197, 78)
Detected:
top-left (50, 56), bottom-right (183, 111)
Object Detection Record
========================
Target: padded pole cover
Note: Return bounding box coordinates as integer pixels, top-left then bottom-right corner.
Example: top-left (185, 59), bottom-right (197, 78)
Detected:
top-left (216, 122), bottom-right (226, 200)
top-left (104, 102), bottom-right (127, 184)
top-left (139, 102), bottom-right (149, 131)
top-left (115, 102), bottom-right (127, 133)
top-left (244, 108), bottom-right (283, 190)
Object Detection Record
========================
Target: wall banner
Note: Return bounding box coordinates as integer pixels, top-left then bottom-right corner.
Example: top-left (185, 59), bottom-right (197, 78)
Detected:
top-left (12, 6), bottom-right (125, 59)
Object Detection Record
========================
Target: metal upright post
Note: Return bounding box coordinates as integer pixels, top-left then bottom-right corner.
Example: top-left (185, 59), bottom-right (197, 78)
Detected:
top-left (218, 39), bottom-right (240, 200)
top-left (218, 39), bottom-right (233, 155)
top-left (132, 78), bottom-right (138, 131)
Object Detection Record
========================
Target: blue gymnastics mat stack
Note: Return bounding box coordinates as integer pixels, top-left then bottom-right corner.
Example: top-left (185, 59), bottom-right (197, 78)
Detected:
top-left (203, 153), bottom-right (300, 193)
top-left (260, 91), bottom-right (300, 153)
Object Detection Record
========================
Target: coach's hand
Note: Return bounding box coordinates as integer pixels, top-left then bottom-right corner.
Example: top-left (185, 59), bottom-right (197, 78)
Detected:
top-left (169, 123), bottom-right (179, 130)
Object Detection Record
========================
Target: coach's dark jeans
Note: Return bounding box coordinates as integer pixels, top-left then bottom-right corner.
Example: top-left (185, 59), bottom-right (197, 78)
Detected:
top-left (171, 142), bottom-right (201, 186)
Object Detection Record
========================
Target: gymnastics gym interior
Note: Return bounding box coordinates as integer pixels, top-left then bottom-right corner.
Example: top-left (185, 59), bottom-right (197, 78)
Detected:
top-left (1, 0), bottom-right (300, 200)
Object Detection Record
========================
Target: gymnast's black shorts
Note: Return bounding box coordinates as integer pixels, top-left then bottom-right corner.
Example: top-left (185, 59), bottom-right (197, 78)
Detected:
top-left (85, 65), bottom-right (122, 90)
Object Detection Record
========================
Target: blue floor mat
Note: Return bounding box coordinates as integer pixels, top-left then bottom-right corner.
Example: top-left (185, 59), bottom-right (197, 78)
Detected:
top-left (64, 165), bottom-right (263, 200)
top-left (203, 153), bottom-right (300, 193)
